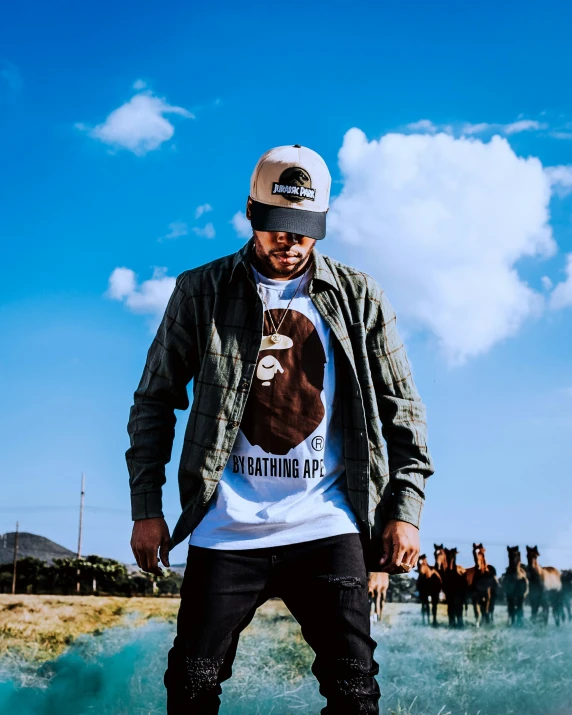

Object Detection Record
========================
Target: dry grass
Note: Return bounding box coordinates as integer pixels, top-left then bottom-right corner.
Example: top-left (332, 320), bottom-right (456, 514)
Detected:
top-left (0, 594), bottom-right (180, 662)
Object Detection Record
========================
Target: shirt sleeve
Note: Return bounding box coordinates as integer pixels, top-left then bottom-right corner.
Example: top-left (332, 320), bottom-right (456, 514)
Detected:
top-left (366, 287), bottom-right (435, 529)
top-left (125, 272), bottom-right (198, 521)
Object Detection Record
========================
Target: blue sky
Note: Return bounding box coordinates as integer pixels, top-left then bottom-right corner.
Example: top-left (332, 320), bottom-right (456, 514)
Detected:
top-left (2, 1), bottom-right (572, 571)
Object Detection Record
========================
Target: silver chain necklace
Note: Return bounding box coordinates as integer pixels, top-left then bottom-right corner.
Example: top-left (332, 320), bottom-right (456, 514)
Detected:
top-left (253, 263), bottom-right (310, 345)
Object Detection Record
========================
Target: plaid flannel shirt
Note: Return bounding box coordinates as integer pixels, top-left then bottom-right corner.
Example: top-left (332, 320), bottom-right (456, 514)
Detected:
top-left (126, 238), bottom-right (434, 570)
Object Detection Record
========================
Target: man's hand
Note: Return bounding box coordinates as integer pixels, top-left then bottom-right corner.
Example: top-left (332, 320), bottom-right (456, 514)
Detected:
top-left (377, 519), bottom-right (420, 574)
top-left (131, 517), bottom-right (171, 576)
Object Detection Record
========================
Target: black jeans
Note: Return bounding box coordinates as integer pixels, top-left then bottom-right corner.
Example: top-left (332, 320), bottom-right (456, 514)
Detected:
top-left (164, 532), bottom-right (380, 714)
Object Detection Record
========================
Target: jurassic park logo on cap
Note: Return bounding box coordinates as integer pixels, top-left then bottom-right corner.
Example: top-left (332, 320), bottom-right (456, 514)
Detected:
top-left (271, 167), bottom-right (316, 202)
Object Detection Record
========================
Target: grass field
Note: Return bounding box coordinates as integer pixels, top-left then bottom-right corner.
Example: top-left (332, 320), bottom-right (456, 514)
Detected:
top-left (0, 594), bottom-right (179, 662)
top-left (224, 602), bottom-right (572, 714)
top-left (0, 596), bottom-right (571, 714)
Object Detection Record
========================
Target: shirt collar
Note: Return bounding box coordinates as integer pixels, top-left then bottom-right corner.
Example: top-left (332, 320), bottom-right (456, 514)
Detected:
top-left (229, 237), bottom-right (340, 292)
top-left (311, 245), bottom-right (341, 292)
top-left (229, 238), bottom-right (254, 283)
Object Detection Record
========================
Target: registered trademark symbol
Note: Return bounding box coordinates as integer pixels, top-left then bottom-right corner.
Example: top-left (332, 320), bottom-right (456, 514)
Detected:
top-left (311, 436), bottom-right (324, 451)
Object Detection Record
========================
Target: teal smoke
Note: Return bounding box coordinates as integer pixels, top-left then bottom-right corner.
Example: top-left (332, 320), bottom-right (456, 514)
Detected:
top-left (0, 623), bottom-right (169, 715)
top-left (0, 621), bottom-right (320, 715)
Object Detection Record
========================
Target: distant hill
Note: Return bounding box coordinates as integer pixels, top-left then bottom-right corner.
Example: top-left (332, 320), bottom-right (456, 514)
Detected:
top-left (0, 531), bottom-right (186, 574)
top-left (0, 532), bottom-right (75, 565)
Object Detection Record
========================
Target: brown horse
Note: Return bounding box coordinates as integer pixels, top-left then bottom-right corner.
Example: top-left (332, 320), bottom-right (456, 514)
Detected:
top-left (416, 554), bottom-right (442, 626)
top-left (526, 546), bottom-right (564, 625)
top-left (503, 546), bottom-right (529, 626)
top-left (368, 572), bottom-right (389, 622)
top-left (469, 543), bottom-right (498, 627)
top-left (561, 570), bottom-right (572, 621)
top-left (434, 544), bottom-right (467, 628)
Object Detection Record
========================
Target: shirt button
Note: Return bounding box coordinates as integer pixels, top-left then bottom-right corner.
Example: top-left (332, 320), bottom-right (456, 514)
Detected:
top-left (215, 465), bottom-right (224, 472)
top-left (240, 382), bottom-right (249, 391)
top-left (228, 420), bottom-right (240, 429)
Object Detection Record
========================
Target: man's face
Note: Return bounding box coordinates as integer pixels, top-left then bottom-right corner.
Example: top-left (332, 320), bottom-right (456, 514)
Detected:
top-left (252, 230), bottom-right (316, 279)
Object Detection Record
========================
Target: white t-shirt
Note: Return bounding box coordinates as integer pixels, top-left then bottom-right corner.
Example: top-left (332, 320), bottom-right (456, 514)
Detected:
top-left (188, 264), bottom-right (359, 549)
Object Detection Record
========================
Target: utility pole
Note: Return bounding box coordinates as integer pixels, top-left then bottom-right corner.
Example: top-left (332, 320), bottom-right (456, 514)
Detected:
top-left (76, 473), bottom-right (85, 594)
top-left (11, 521), bottom-right (19, 595)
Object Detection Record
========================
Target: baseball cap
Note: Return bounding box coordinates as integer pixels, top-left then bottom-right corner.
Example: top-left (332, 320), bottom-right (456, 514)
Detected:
top-left (249, 145), bottom-right (331, 240)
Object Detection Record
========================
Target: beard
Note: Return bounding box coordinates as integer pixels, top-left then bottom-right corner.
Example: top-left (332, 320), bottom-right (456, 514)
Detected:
top-left (251, 236), bottom-right (313, 278)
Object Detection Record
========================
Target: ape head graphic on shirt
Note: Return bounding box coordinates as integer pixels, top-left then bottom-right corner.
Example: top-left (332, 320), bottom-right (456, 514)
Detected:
top-left (240, 309), bottom-right (326, 455)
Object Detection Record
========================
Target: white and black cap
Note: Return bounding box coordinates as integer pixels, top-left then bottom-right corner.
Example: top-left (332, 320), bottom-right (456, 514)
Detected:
top-left (249, 144), bottom-right (331, 240)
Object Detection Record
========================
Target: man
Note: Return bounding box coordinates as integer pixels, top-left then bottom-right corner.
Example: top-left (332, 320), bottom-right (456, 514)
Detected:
top-left (127, 144), bottom-right (434, 714)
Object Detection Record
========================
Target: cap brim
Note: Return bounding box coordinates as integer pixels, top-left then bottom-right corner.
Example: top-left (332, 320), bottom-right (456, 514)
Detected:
top-left (250, 200), bottom-right (326, 240)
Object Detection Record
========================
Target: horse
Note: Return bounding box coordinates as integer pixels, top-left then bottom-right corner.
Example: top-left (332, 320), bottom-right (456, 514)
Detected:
top-left (434, 544), bottom-right (467, 628)
top-left (416, 554), bottom-right (442, 626)
top-left (469, 543), bottom-right (498, 627)
top-left (561, 570), bottom-right (572, 621)
top-left (526, 546), bottom-right (564, 626)
top-left (503, 546), bottom-right (529, 626)
top-left (368, 572), bottom-right (389, 622)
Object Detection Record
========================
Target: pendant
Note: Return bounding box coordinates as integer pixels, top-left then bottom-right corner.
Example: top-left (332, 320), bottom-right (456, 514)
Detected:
top-left (260, 334), bottom-right (293, 351)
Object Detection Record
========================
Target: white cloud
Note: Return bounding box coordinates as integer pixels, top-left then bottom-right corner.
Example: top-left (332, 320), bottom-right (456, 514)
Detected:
top-left (461, 122), bottom-right (493, 135)
top-left (192, 222), bottom-right (216, 239)
top-left (328, 128), bottom-right (557, 364)
top-left (545, 165), bottom-right (572, 197)
top-left (550, 131), bottom-right (572, 140)
top-left (541, 276), bottom-right (553, 291)
top-left (195, 203), bottom-right (213, 219)
top-left (548, 122), bottom-right (572, 140)
top-left (406, 119), bottom-right (438, 134)
top-left (106, 267), bottom-right (136, 300)
top-left (76, 89), bottom-right (193, 155)
top-left (231, 211), bottom-right (252, 239)
top-left (133, 79), bottom-right (147, 90)
top-left (431, 119), bottom-right (547, 137)
top-left (158, 221), bottom-right (188, 242)
top-left (106, 266), bottom-right (176, 320)
top-left (504, 119), bottom-right (545, 134)
top-left (550, 254), bottom-right (572, 310)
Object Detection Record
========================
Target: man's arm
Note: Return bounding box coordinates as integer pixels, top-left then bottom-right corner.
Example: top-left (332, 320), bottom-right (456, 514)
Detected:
top-left (126, 272), bottom-right (198, 573)
top-left (366, 286), bottom-right (435, 571)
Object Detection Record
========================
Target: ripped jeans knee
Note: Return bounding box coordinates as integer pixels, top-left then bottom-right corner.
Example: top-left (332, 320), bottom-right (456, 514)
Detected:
top-left (182, 655), bottom-right (224, 700)
top-left (317, 657), bottom-right (381, 715)
top-left (165, 652), bottom-right (225, 714)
